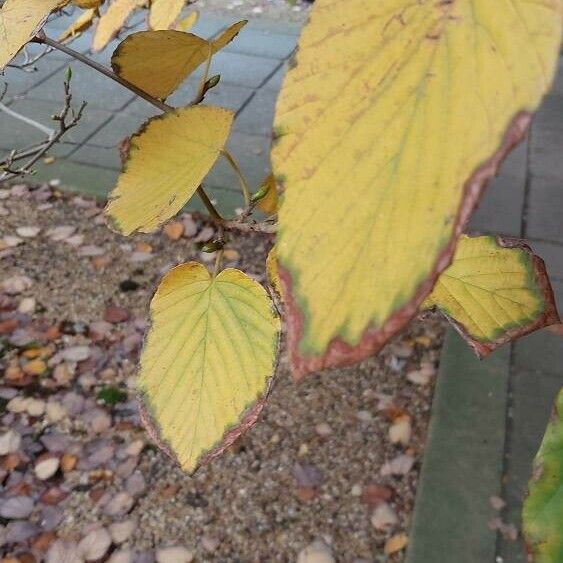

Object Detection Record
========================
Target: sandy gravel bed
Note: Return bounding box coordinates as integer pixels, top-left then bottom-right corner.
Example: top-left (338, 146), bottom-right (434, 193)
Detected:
top-left (0, 182), bottom-right (443, 562)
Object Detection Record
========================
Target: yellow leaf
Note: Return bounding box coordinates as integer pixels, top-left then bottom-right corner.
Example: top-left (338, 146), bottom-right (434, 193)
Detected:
top-left (266, 247), bottom-right (282, 300)
top-left (105, 105), bottom-right (233, 235)
top-left (92, 0), bottom-right (145, 52)
top-left (111, 20), bottom-right (247, 100)
top-left (175, 10), bottom-right (198, 32)
top-left (73, 0), bottom-right (103, 7)
top-left (59, 8), bottom-right (97, 42)
top-left (272, 0), bottom-right (563, 378)
top-left (149, 0), bottom-right (184, 30)
top-left (210, 19), bottom-right (246, 52)
top-left (111, 31), bottom-right (210, 100)
top-left (254, 173), bottom-right (278, 216)
top-left (0, 0), bottom-right (64, 70)
top-left (138, 262), bottom-right (280, 473)
top-left (423, 235), bottom-right (559, 357)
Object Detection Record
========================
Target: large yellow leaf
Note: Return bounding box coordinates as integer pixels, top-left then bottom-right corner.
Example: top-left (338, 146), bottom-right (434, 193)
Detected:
top-left (73, 0), bottom-right (103, 7)
top-left (111, 20), bottom-right (246, 100)
top-left (149, 0), bottom-right (184, 30)
top-left (111, 31), bottom-right (210, 100)
top-left (92, 0), bottom-right (145, 51)
top-left (0, 0), bottom-right (64, 70)
top-left (423, 235), bottom-right (559, 357)
top-left (272, 0), bottom-right (563, 378)
top-left (59, 8), bottom-right (98, 42)
top-left (138, 262), bottom-right (280, 473)
top-left (105, 105), bottom-right (233, 235)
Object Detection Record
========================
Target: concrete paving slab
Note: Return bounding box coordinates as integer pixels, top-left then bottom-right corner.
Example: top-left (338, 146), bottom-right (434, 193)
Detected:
top-left (224, 26), bottom-right (297, 59)
top-left (77, 113), bottom-right (146, 149)
top-left (69, 144), bottom-right (121, 170)
top-left (529, 240), bottom-right (563, 281)
top-left (406, 330), bottom-right (510, 563)
top-left (1, 58), bottom-right (69, 99)
top-left (207, 51), bottom-right (281, 88)
top-left (529, 94), bottom-right (563, 181)
top-left (28, 62), bottom-right (135, 111)
top-left (234, 89), bottom-right (278, 136)
top-left (206, 131), bottom-right (271, 191)
top-left (0, 98), bottom-right (113, 154)
top-left (168, 78), bottom-right (255, 113)
top-left (526, 174), bottom-right (563, 243)
top-left (513, 329), bottom-right (563, 377)
top-left (263, 63), bottom-right (288, 91)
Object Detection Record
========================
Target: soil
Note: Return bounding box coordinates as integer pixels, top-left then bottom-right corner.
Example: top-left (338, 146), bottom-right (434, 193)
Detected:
top-left (0, 182), bottom-right (444, 562)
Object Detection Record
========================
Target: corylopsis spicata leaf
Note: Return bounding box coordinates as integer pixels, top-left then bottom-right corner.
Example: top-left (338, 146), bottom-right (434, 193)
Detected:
top-left (138, 262), bottom-right (280, 473)
top-left (272, 0), bottom-right (563, 378)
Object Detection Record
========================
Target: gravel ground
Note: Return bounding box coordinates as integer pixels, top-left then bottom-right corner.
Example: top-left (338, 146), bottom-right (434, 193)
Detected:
top-left (0, 183), bottom-right (444, 562)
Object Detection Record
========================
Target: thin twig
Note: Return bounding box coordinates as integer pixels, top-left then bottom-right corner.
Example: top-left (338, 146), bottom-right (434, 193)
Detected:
top-left (0, 75), bottom-right (87, 181)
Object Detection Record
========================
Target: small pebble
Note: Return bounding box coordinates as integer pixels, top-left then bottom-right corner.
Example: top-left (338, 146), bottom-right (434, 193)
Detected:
top-left (35, 456), bottom-right (60, 480)
top-left (0, 496), bottom-right (34, 519)
top-left (0, 430), bottom-right (21, 455)
top-left (155, 546), bottom-right (194, 563)
top-left (78, 527), bottom-right (112, 561)
top-left (297, 541), bottom-right (335, 563)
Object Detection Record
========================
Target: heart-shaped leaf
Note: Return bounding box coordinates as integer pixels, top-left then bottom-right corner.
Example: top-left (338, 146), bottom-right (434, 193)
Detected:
top-left (138, 262), bottom-right (280, 473)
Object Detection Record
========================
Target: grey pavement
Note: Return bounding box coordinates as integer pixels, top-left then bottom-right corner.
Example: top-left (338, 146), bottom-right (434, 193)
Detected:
top-left (1, 10), bottom-right (563, 563)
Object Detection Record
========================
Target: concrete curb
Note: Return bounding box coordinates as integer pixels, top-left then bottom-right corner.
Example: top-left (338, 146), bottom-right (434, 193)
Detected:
top-left (405, 329), bottom-right (510, 563)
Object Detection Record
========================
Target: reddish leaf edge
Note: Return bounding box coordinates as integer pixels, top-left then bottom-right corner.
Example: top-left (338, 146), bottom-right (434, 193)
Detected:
top-left (137, 267), bottom-right (282, 474)
top-left (280, 111), bottom-right (534, 381)
top-left (435, 236), bottom-right (560, 359)
top-left (138, 376), bottom-right (275, 474)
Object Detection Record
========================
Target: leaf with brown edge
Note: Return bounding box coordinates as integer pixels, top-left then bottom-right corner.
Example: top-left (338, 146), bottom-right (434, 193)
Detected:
top-left (92, 0), bottom-right (145, 52)
top-left (0, 0), bottom-right (65, 70)
top-left (148, 0), bottom-right (185, 30)
top-left (423, 235), bottom-right (559, 358)
top-left (137, 262), bottom-right (280, 473)
top-left (111, 20), bottom-right (247, 100)
top-left (105, 105), bottom-right (233, 235)
top-left (272, 0), bottom-right (563, 379)
top-left (59, 8), bottom-right (98, 42)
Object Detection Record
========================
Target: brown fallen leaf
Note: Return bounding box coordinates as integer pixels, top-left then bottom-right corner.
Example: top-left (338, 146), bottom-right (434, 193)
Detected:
top-left (384, 533), bottom-right (408, 555)
top-left (361, 483), bottom-right (394, 506)
top-left (164, 221), bottom-right (184, 240)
